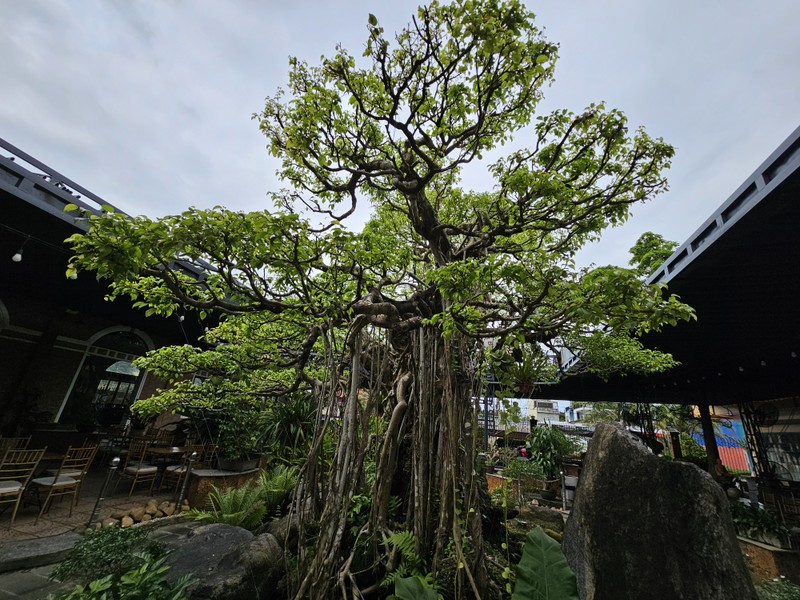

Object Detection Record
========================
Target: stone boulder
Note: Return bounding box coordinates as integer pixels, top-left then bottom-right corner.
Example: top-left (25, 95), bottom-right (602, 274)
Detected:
top-left (514, 504), bottom-right (564, 535)
top-left (257, 513), bottom-right (299, 551)
top-left (164, 523), bottom-right (284, 599)
top-left (563, 423), bottom-right (757, 600)
top-left (507, 504), bottom-right (565, 562)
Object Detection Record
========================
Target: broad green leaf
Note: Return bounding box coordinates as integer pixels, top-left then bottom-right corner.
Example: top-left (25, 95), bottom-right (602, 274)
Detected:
top-left (512, 527), bottom-right (579, 600)
top-left (395, 576), bottom-right (438, 600)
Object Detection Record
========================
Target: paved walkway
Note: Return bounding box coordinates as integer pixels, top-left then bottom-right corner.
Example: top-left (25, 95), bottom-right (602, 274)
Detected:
top-left (0, 563), bottom-right (72, 599)
top-left (0, 463), bottom-right (177, 545)
top-left (0, 520), bottom-right (201, 599)
top-left (0, 464), bottom-right (184, 598)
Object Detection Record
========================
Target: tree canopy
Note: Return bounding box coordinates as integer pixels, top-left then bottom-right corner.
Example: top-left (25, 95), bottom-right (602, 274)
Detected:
top-left (66, 1), bottom-right (694, 597)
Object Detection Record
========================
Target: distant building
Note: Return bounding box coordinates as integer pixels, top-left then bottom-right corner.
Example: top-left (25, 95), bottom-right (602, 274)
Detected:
top-left (478, 397), bottom-right (561, 440)
top-left (564, 405), bottom-right (593, 423)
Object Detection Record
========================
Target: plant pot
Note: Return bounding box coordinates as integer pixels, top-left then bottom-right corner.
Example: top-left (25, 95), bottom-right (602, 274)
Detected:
top-left (217, 456), bottom-right (260, 472)
top-left (516, 383), bottom-right (534, 397)
top-left (726, 486), bottom-right (741, 500)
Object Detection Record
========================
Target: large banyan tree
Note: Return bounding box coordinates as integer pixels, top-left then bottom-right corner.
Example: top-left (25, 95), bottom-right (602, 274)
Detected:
top-left (67, 1), bottom-right (693, 597)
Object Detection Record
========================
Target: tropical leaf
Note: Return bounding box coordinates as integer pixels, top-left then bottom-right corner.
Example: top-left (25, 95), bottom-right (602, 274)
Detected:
top-left (512, 527), bottom-right (579, 600)
top-left (393, 576), bottom-right (439, 600)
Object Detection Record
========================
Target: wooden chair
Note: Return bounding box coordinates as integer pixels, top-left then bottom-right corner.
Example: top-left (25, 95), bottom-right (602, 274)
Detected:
top-left (114, 439), bottom-right (158, 498)
top-left (0, 436), bottom-right (32, 451)
top-left (159, 443), bottom-right (208, 494)
top-left (31, 445), bottom-right (97, 523)
top-left (0, 447), bottom-right (45, 528)
top-left (42, 443), bottom-right (99, 500)
top-left (98, 427), bottom-right (130, 463)
top-left (151, 428), bottom-right (175, 447)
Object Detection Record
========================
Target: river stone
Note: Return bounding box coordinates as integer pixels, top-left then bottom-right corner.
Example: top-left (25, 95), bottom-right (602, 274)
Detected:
top-left (164, 523), bottom-right (284, 599)
top-left (563, 423), bottom-right (757, 600)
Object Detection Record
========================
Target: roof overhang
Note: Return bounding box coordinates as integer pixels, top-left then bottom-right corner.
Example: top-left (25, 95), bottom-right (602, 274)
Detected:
top-left (538, 124), bottom-right (800, 405)
top-left (0, 137), bottom-right (202, 342)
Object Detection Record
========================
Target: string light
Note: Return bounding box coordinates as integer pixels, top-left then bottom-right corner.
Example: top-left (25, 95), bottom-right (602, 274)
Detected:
top-left (11, 236), bottom-right (29, 262)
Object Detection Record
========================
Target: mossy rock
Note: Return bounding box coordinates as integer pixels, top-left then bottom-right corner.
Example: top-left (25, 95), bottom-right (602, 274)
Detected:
top-left (506, 505), bottom-right (565, 563)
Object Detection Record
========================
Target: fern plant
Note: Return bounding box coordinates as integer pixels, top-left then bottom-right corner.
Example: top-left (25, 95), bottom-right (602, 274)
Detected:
top-left (186, 481), bottom-right (267, 530)
top-left (382, 531), bottom-right (442, 600)
top-left (258, 464), bottom-right (298, 517)
top-left (186, 465), bottom-right (298, 530)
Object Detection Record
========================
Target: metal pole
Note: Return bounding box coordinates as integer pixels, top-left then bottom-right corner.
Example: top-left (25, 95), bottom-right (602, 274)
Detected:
top-left (87, 457), bottom-right (120, 528)
top-left (484, 388), bottom-right (491, 451)
top-left (175, 452), bottom-right (197, 513)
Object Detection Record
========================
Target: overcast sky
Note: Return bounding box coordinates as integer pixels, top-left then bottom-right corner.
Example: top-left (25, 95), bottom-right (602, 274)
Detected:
top-left (3, 0), bottom-right (799, 267)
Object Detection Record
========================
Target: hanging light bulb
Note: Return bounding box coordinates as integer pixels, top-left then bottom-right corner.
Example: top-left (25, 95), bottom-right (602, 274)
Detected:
top-left (11, 236), bottom-right (29, 263)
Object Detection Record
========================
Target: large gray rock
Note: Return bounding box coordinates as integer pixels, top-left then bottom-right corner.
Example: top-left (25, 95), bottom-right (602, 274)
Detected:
top-left (563, 423), bottom-right (757, 600)
top-left (164, 523), bottom-right (284, 599)
top-left (257, 513), bottom-right (299, 550)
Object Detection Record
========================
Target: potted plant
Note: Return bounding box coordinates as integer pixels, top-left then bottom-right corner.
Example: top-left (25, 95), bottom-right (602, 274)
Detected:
top-left (729, 503), bottom-right (791, 548)
top-left (502, 456), bottom-right (547, 499)
top-left (212, 403), bottom-right (265, 471)
top-left (528, 424), bottom-right (582, 498)
top-left (491, 345), bottom-right (558, 398)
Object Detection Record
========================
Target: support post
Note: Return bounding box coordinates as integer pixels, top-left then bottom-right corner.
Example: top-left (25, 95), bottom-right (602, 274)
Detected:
top-left (87, 457), bottom-right (120, 528)
top-left (697, 400), bottom-right (720, 473)
top-left (669, 431), bottom-right (683, 459)
top-left (176, 451), bottom-right (198, 512)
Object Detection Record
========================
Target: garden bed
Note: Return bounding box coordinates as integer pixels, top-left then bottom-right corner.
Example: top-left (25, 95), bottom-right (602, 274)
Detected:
top-left (186, 468), bottom-right (261, 509)
top-left (739, 536), bottom-right (800, 585)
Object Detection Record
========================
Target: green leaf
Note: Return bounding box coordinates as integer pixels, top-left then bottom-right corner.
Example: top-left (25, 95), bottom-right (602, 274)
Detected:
top-left (512, 527), bottom-right (579, 600)
top-left (368, 13), bottom-right (378, 26)
top-left (63, 203), bottom-right (79, 212)
top-left (395, 577), bottom-right (438, 600)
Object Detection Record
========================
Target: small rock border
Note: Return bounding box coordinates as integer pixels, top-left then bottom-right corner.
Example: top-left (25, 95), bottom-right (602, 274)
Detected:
top-left (88, 498), bottom-right (191, 530)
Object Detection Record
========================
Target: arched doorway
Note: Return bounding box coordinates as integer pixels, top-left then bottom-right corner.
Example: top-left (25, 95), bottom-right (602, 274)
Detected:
top-left (58, 329), bottom-right (152, 430)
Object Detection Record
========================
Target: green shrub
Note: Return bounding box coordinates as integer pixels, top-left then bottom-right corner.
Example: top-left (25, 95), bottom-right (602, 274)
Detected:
top-left (729, 503), bottom-right (789, 537)
top-left (51, 527), bottom-right (165, 585)
top-left (502, 458), bottom-right (546, 481)
top-left (528, 426), bottom-right (581, 480)
top-left (260, 394), bottom-right (317, 465)
top-left (757, 578), bottom-right (800, 600)
top-left (51, 552), bottom-right (194, 600)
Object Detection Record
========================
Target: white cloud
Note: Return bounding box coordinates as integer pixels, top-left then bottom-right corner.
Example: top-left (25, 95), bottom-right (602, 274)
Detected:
top-left (3, 0), bottom-right (799, 266)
